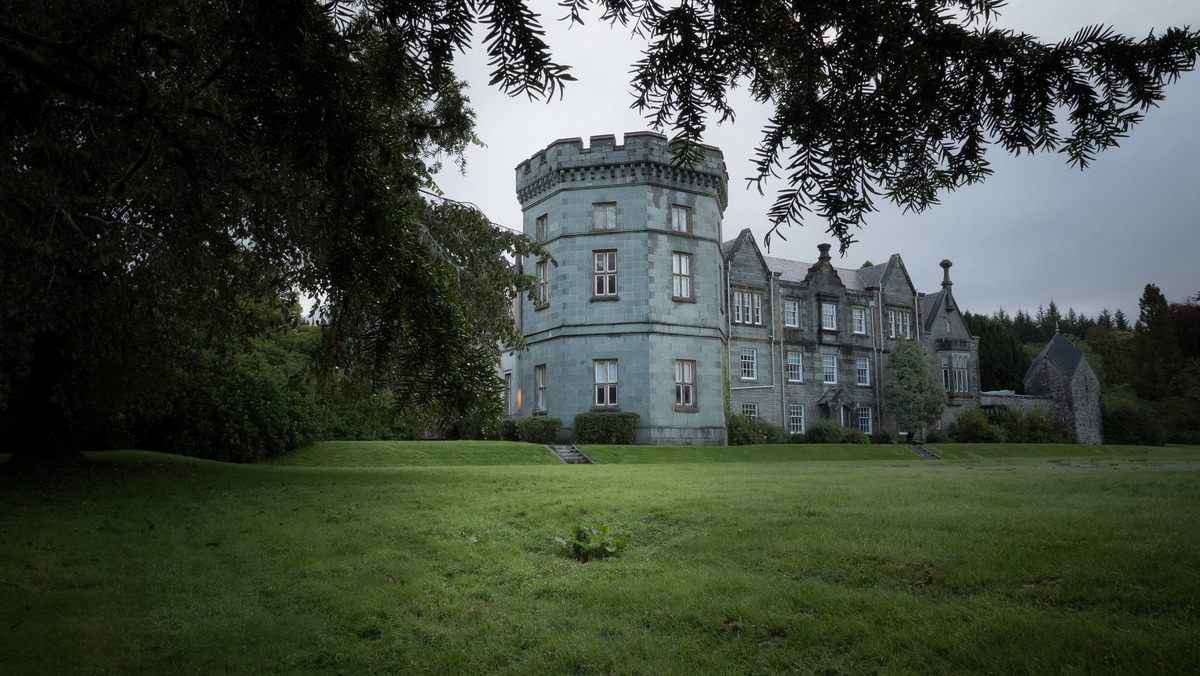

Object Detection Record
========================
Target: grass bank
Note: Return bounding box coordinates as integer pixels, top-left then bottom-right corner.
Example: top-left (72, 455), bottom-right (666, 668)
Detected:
top-left (2, 445), bottom-right (1198, 674)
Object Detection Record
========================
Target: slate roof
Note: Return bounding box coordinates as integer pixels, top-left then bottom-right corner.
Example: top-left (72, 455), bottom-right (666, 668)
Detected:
top-left (1032, 332), bottom-right (1088, 378)
top-left (921, 289), bottom-right (946, 333)
top-left (726, 234), bottom-right (897, 294)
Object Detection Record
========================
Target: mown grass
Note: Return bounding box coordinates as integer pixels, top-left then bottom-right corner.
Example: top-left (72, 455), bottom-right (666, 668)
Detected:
top-left (2, 445), bottom-right (1198, 674)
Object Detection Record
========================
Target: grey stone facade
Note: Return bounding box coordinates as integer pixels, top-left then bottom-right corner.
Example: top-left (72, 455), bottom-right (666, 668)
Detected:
top-left (502, 131), bottom-right (986, 444)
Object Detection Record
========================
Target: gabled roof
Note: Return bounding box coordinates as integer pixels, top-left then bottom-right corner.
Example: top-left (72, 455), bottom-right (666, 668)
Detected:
top-left (856, 259), bottom-right (890, 289)
top-left (1028, 332), bottom-right (1088, 378)
top-left (921, 289), bottom-right (946, 333)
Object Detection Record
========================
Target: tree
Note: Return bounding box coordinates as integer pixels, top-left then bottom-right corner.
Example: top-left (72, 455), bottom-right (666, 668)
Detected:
top-left (1115, 309), bottom-right (1131, 332)
top-left (1132, 284), bottom-right (1183, 399)
top-left (964, 311), bottom-right (1029, 392)
top-left (884, 339), bottom-right (947, 443)
top-left (1170, 292), bottom-right (1200, 360)
top-left (3, 1), bottom-right (1198, 461)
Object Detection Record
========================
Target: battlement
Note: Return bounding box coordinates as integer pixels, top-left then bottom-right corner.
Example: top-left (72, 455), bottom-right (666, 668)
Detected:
top-left (515, 131), bottom-right (728, 211)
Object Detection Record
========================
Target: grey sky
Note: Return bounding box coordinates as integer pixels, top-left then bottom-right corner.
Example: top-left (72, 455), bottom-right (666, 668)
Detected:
top-left (433, 0), bottom-right (1200, 321)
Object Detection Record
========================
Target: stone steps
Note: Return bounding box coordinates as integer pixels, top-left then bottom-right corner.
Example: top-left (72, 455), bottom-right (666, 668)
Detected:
top-left (906, 445), bottom-right (942, 460)
top-left (546, 444), bottom-right (594, 464)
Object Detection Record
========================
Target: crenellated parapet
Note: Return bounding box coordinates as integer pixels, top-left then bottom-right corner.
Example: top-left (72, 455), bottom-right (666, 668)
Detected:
top-left (515, 131), bottom-right (728, 211)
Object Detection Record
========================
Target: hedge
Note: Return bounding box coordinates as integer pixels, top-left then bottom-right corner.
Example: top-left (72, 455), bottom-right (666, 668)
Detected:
top-left (573, 411), bottom-right (640, 445)
top-left (515, 416), bottom-right (562, 444)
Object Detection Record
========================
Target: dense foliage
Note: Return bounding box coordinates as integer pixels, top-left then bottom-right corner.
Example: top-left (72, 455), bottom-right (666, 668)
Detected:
top-left (573, 412), bottom-right (640, 445)
top-left (515, 417), bottom-right (562, 445)
top-left (884, 339), bottom-right (947, 441)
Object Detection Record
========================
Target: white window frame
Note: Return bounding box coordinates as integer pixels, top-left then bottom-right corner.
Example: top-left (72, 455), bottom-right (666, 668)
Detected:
top-left (593, 250), bottom-right (617, 298)
top-left (593, 360), bottom-right (618, 407)
top-left (888, 309), bottom-right (897, 338)
top-left (503, 371), bottom-right (513, 415)
top-left (671, 204), bottom-right (692, 233)
top-left (789, 404), bottom-right (805, 434)
top-left (672, 252), bottom-right (692, 299)
top-left (784, 300), bottom-right (799, 327)
top-left (821, 302), bottom-right (837, 331)
top-left (856, 357), bottom-right (870, 386)
top-left (823, 355), bottom-right (838, 384)
top-left (733, 291), bottom-right (743, 323)
top-left (732, 291), bottom-right (763, 325)
top-left (853, 307), bottom-right (867, 334)
top-left (534, 364), bottom-right (547, 412)
top-left (786, 351), bottom-right (803, 382)
top-left (535, 259), bottom-right (548, 306)
top-left (592, 203), bottom-right (616, 230)
top-left (942, 356), bottom-right (952, 392)
top-left (903, 311), bottom-right (912, 339)
top-left (753, 294), bottom-right (763, 325)
top-left (858, 407), bottom-right (873, 434)
top-left (742, 402), bottom-right (759, 420)
top-left (675, 360), bottom-right (696, 409)
top-left (740, 348), bottom-right (758, 380)
top-left (953, 355), bottom-right (969, 393)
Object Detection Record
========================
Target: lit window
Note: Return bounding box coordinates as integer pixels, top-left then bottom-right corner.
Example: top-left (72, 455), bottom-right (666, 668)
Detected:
top-left (535, 260), bottom-right (548, 306)
top-left (593, 250), bottom-right (617, 297)
top-left (742, 402), bottom-right (759, 419)
top-left (535, 364), bottom-right (547, 412)
top-left (784, 300), bottom-right (799, 327)
top-left (787, 351), bottom-right (803, 382)
top-left (671, 205), bottom-right (692, 233)
top-left (858, 407), bottom-right (873, 434)
top-left (535, 214), bottom-right (547, 242)
top-left (594, 360), bottom-right (618, 407)
top-left (823, 355), bottom-right (837, 384)
top-left (740, 348), bottom-right (757, 380)
top-left (592, 203), bottom-right (616, 230)
top-left (675, 360), bottom-right (696, 408)
top-left (821, 303), bottom-right (837, 330)
top-left (789, 405), bottom-right (805, 434)
top-left (856, 357), bottom-right (870, 386)
top-left (672, 252), bottom-right (692, 299)
top-left (853, 307), bottom-right (867, 334)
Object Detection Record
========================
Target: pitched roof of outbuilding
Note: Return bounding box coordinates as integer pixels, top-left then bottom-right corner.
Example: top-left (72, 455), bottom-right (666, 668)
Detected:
top-left (1031, 332), bottom-right (1088, 378)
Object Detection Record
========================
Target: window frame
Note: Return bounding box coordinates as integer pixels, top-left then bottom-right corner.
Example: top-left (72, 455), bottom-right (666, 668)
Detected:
top-left (784, 299), bottom-right (799, 327)
top-left (821, 302), bottom-right (837, 331)
top-left (786, 351), bottom-right (803, 382)
top-left (672, 252), bottom-right (693, 300)
top-left (733, 291), bottom-right (743, 323)
top-left (670, 204), bottom-right (692, 233)
top-left (953, 355), bottom-right (969, 393)
top-left (675, 359), bottom-right (696, 409)
top-left (822, 354), bottom-right (838, 384)
top-left (592, 202), bottom-right (617, 231)
top-left (742, 402), bottom-right (759, 420)
top-left (535, 259), bottom-right (548, 307)
top-left (852, 307), bottom-right (867, 334)
top-left (740, 348), bottom-right (758, 380)
top-left (535, 214), bottom-right (547, 243)
top-left (856, 356), bottom-right (870, 386)
top-left (593, 359), bottom-right (618, 408)
top-left (592, 250), bottom-right (617, 298)
top-left (788, 404), bottom-right (805, 434)
top-left (858, 407), bottom-right (873, 434)
top-left (534, 364), bottom-right (547, 412)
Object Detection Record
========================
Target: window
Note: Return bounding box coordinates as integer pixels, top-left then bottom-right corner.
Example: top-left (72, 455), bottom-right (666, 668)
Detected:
top-left (858, 407), bottom-right (873, 434)
top-left (888, 309), bottom-right (912, 339)
top-left (786, 351), bottom-right (803, 382)
top-left (534, 364), bottom-right (547, 412)
top-left (671, 205), bottom-right (692, 233)
top-left (821, 302), bottom-right (837, 330)
top-left (856, 357), bottom-right (870, 386)
top-left (823, 355), bottom-right (838, 384)
top-left (942, 356), bottom-right (951, 391)
top-left (742, 402), bottom-right (759, 419)
top-left (784, 300), bottom-right (799, 327)
top-left (740, 348), bottom-right (758, 380)
top-left (535, 260), bottom-right (548, 306)
top-left (535, 214), bottom-right (547, 242)
top-left (732, 291), bottom-right (764, 325)
top-left (675, 360), bottom-right (696, 408)
top-left (593, 250), bottom-right (617, 297)
top-left (953, 355), bottom-right (969, 393)
top-left (594, 360), bottom-right (618, 407)
top-left (789, 404), bottom-right (805, 434)
top-left (503, 372), bottom-right (513, 415)
top-left (853, 307), bottom-right (867, 334)
top-left (672, 252), bottom-right (692, 299)
top-left (592, 203), bottom-right (616, 230)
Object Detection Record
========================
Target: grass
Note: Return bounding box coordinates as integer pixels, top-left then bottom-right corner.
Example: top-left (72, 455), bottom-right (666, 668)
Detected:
top-left (2, 443), bottom-right (1198, 674)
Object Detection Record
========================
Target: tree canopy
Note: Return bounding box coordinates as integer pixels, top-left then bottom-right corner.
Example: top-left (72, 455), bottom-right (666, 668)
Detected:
top-left (2, 0), bottom-right (1198, 460)
top-left (884, 339), bottom-right (947, 441)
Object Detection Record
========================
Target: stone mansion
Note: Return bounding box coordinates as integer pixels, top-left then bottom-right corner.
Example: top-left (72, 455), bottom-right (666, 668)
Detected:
top-left (500, 132), bottom-right (982, 445)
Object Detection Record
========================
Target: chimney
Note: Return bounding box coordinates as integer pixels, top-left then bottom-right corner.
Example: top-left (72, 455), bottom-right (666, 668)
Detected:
top-left (940, 259), bottom-right (953, 289)
top-left (818, 243), bottom-right (832, 263)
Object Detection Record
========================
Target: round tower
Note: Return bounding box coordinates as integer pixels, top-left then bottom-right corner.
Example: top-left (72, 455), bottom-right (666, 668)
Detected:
top-left (513, 132), bottom-right (729, 444)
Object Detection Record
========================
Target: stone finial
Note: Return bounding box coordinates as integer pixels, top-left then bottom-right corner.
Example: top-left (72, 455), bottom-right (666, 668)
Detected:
top-left (818, 243), bottom-right (832, 263)
top-left (940, 259), bottom-right (953, 289)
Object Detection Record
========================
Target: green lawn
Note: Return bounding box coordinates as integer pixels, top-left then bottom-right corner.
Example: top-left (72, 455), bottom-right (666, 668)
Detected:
top-left (2, 444), bottom-right (1198, 674)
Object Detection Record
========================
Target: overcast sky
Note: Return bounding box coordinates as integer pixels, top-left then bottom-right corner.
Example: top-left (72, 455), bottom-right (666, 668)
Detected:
top-left (433, 0), bottom-right (1200, 321)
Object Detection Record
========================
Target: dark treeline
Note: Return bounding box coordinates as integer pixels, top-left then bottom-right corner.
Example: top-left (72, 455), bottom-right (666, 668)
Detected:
top-left (964, 285), bottom-right (1200, 444)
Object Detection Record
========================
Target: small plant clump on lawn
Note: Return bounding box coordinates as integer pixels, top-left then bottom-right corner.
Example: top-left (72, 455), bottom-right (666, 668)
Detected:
top-left (556, 522), bottom-right (627, 562)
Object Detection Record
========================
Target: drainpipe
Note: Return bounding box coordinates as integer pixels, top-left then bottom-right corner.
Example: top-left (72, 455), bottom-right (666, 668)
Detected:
top-left (876, 288), bottom-right (886, 424)
top-left (870, 298), bottom-right (881, 425)
top-left (779, 285), bottom-right (787, 428)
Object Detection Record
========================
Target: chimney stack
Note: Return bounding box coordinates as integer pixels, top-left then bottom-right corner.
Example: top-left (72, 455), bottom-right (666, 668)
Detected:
top-left (940, 259), bottom-right (953, 289)
top-left (818, 243), bottom-right (832, 263)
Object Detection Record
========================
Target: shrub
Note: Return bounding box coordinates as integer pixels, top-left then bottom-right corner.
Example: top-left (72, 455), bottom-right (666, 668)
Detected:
top-left (841, 427), bottom-right (870, 444)
top-left (1102, 390), bottom-right (1165, 446)
top-left (925, 428), bottom-right (951, 444)
top-left (515, 416), bottom-right (561, 444)
top-left (573, 411), bottom-right (640, 444)
top-left (870, 428), bottom-right (898, 445)
top-left (805, 419), bottom-right (843, 444)
top-left (726, 413), bottom-right (785, 445)
top-left (556, 523), bottom-right (627, 562)
top-left (499, 419), bottom-right (519, 442)
top-left (948, 407), bottom-right (1000, 443)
